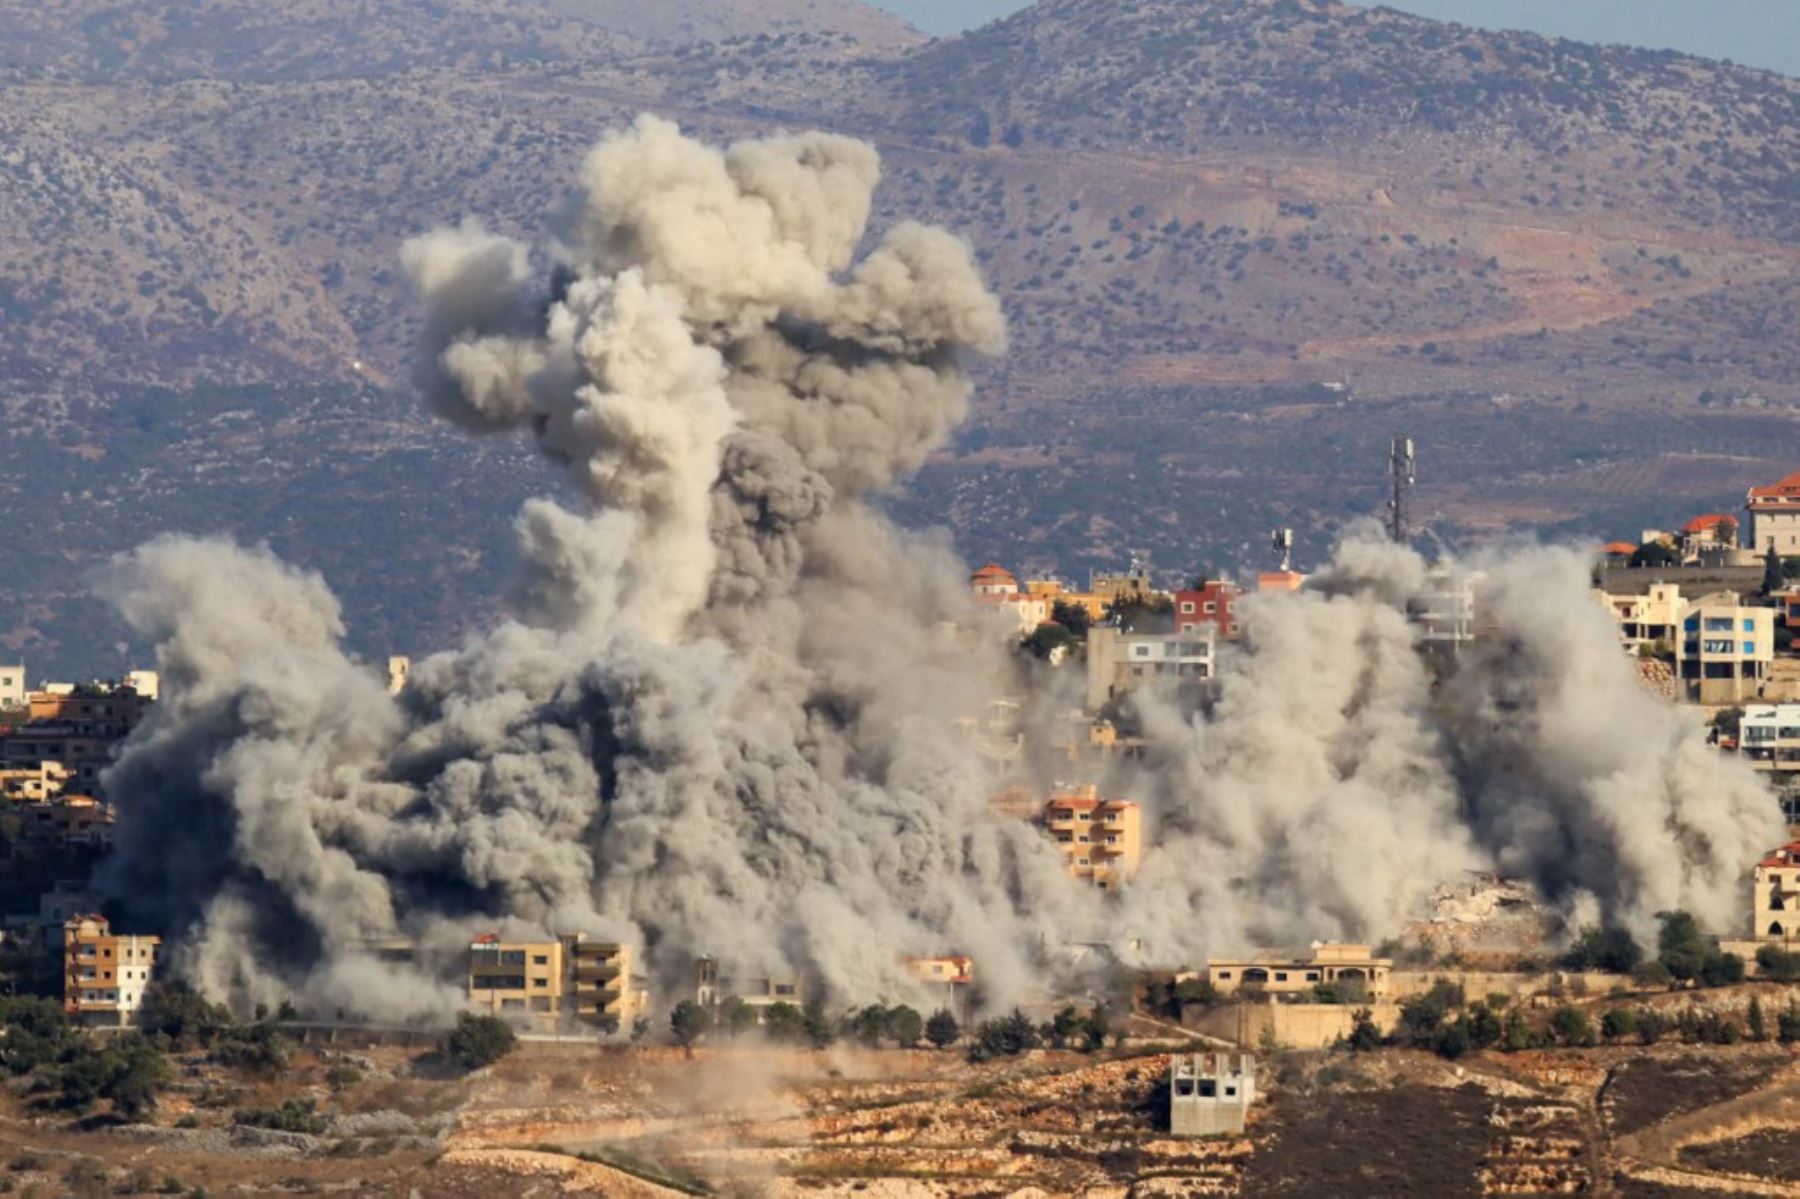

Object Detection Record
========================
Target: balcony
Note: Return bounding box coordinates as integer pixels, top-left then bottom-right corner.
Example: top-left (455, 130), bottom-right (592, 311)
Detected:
top-left (573, 958), bottom-right (622, 981)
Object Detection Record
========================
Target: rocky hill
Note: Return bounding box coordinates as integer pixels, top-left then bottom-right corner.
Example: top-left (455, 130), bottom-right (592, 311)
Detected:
top-left (2, 0), bottom-right (1797, 672)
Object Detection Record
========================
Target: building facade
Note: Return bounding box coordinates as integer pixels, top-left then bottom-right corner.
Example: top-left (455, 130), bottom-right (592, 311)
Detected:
top-left (1754, 840), bottom-right (1800, 944)
top-left (1204, 944), bottom-right (1393, 1001)
top-left (1085, 626), bottom-right (1215, 710)
top-left (1598, 582), bottom-right (1685, 651)
top-left (1043, 790), bottom-right (1142, 889)
top-left (1747, 470), bottom-right (1800, 556)
top-left (63, 915), bottom-right (161, 1026)
top-left (1173, 581), bottom-right (1241, 638)
top-left (0, 664), bottom-right (23, 709)
top-left (1169, 1053), bottom-right (1256, 1137)
top-left (1678, 593), bottom-right (1774, 704)
top-left (465, 933), bottom-right (648, 1031)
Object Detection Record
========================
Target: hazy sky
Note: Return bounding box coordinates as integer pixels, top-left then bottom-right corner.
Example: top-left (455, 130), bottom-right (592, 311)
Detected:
top-left (879, 1), bottom-right (1800, 77)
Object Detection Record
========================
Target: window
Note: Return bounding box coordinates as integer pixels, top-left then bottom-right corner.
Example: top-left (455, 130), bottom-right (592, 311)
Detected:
top-left (532, 977), bottom-right (549, 988)
top-left (1180, 602), bottom-right (1195, 614)
top-left (1744, 642), bottom-right (1756, 655)
top-left (1218, 971), bottom-right (1231, 979)
top-left (532, 955), bottom-right (549, 966)
top-left (1745, 618), bottom-right (1756, 632)
top-left (1306, 972), bottom-right (1320, 981)
top-left (1203, 602), bottom-right (1216, 613)
top-left (1225, 1085), bottom-right (1237, 1097)
top-left (1274, 972), bottom-right (1288, 982)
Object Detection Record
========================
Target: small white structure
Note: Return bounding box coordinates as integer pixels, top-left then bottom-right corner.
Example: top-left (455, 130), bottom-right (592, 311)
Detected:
top-left (0, 664), bottom-right (24, 708)
top-left (1170, 1052), bottom-right (1256, 1137)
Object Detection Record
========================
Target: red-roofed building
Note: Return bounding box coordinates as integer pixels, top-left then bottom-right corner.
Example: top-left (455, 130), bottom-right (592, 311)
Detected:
top-left (1755, 839), bottom-right (1800, 943)
top-left (970, 563), bottom-right (1019, 596)
top-left (1678, 513), bottom-right (1738, 558)
top-left (1748, 470), bottom-right (1800, 556)
top-left (1602, 541), bottom-right (1638, 560)
top-left (1174, 581), bottom-right (1242, 639)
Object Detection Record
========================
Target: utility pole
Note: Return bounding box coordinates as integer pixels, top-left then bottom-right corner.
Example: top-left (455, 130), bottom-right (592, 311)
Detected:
top-left (1387, 436), bottom-right (1415, 545)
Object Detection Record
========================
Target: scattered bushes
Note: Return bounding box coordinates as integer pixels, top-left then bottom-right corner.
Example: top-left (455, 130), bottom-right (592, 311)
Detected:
top-left (233, 1097), bottom-right (327, 1135)
top-left (967, 1009), bottom-right (1041, 1062)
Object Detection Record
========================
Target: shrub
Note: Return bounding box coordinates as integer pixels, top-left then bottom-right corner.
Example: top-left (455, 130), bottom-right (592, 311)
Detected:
top-left (1551, 1006), bottom-right (1593, 1047)
top-left (1346, 1008), bottom-right (1382, 1051)
top-left (1601, 1008), bottom-right (1638, 1041)
top-left (440, 1014), bottom-right (516, 1071)
top-left (967, 1009), bottom-right (1041, 1062)
top-left (1755, 945), bottom-right (1800, 982)
top-left (1563, 925), bottom-right (1643, 974)
top-left (885, 1005), bottom-right (924, 1048)
top-left (924, 1009), bottom-right (959, 1049)
top-left (233, 1098), bottom-right (327, 1135)
top-left (324, 1065), bottom-right (362, 1090)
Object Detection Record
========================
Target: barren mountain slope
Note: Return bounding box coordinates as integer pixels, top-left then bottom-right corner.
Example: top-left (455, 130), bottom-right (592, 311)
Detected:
top-left (546, 0), bottom-right (923, 50)
top-left (2, 0), bottom-right (1798, 671)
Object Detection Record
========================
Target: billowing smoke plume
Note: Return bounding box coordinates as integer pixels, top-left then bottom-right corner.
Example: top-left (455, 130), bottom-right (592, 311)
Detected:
top-left (97, 117), bottom-right (1782, 1021)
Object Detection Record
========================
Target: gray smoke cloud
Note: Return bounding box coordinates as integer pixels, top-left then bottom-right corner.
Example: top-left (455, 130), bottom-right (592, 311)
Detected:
top-left (96, 117), bottom-right (1782, 1023)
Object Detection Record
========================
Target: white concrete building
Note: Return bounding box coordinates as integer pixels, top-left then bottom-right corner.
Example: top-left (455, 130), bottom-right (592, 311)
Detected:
top-left (1085, 626), bottom-right (1214, 710)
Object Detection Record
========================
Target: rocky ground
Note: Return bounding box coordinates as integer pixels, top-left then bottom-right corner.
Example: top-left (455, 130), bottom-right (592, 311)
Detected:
top-left (1, 1026), bottom-right (1796, 1196)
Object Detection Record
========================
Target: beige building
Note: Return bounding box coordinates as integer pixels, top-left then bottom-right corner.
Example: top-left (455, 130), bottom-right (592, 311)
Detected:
top-left (695, 957), bottom-right (804, 1010)
top-left (1755, 839), bottom-right (1800, 944)
top-left (64, 915), bottom-right (161, 1026)
top-left (1597, 582), bottom-right (1684, 651)
top-left (1678, 592), bottom-right (1775, 704)
top-left (1044, 788), bottom-right (1142, 889)
top-left (1747, 470), bottom-right (1800, 555)
top-left (1085, 626), bottom-right (1214, 710)
top-left (0, 664), bottom-right (23, 709)
top-left (0, 759), bottom-right (73, 803)
top-left (466, 933), bottom-right (648, 1031)
top-left (1203, 943), bottom-right (1393, 1001)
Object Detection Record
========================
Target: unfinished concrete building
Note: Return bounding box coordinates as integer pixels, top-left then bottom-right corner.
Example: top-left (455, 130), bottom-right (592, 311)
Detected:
top-left (1169, 1052), bottom-right (1256, 1137)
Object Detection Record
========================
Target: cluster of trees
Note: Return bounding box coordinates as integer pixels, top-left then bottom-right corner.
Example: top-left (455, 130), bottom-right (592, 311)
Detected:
top-left (1143, 977), bottom-right (1218, 1018)
top-left (0, 995), bottom-right (169, 1120)
top-left (967, 1004), bottom-right (1111, 1062)
top-left (668, 997), bottom-right (963, 1051)
top-left (1562, 913), bottom-right (1746, 990)
top-left (1597, 998), bottom-right (1800, 1047)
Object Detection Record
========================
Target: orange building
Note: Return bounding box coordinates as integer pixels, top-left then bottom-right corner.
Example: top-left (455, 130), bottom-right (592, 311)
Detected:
top-left (64, 915), bottom-right (161, 1026)
top-left (1044, 788), bottom-right (1142, 889)
top-left (905, 955), bottom-right (974, 987)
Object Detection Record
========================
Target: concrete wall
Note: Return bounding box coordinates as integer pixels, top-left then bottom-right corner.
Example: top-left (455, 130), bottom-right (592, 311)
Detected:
top-left (1193, 1000), bottom-right (1403, 1050)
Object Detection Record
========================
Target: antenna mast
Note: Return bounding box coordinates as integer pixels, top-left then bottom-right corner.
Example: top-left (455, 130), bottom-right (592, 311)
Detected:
top-left (1387, 436), bottom-right (1415, 544)
top-left (1270, 528), bottom-right (1294, 573)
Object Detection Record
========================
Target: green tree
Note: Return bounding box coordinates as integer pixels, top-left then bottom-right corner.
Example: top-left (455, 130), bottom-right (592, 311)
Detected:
top-left (719, 996), bottom-right (756, 1040)
top-left (1635, 1008), bottom-right (1668, 1045)
top-left (1021, 621), bottom-right (1079, 661)
top-left (441, 1013), bottom-right (516, 1070)
top-left (1501, 1009), bottom-right (1534, 1053)
top-left (848, 1004), bottom-right (889, 1047)
top-left (1764, 545), bottom-right (1786, 597)
top-left (924, 1008), bottom-right (959, 1049)
top-left (668, 1000), bottom-right (712, 1048)
top-left (1081, 1004), bottom-right (1111, 1053)
top-left (762, 1002), bottom-right (805, 1044)
top-left (1601, 1008), bottom-right (1638, 1041)
top-left (1465, 1003), bottom-right (1503, 1050)
top-left (1700, 950), bottom-right (1745, 988)
top-left (1346, 1008), bottom-right (1382, 1051)
top-left (1755, 945), bottom-right (1800, 982)
top-left (139, 982), bottom-right (232, 1051)
top-left (802, 999), bottom-right (835, 1049)
top-left (885, 1005), bottom-right (924, 1048)
top-left (1551, 1006), bottom-right (1593, 1047)
top-left (1563, 925), bottom-right (1643, 974)
top-left (1778, 1003), bottom-right (1800, 1044)
top-left (1629, 541), bottom-right (1679, 568)
top-left (968, 1009), bottom-right (1040, 1062)
top-left (1051, 600), bottom-right (1091, 638)
top-left (1048, 1005), bottom-right (1085, 1049)
top-left (1656, 911), bottom-right (1709, 981)
top-left (1748, 996), bottom-right (1767, 1041)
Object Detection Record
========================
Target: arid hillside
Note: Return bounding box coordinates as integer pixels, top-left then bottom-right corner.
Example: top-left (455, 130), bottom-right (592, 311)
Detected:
top-left (2, 0), bottom-right (1797, 671)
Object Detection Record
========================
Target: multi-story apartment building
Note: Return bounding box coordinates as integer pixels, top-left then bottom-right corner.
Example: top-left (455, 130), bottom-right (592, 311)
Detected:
top-left (466, 933), bottom-right (647, 1031)
top-left (1738, 704), bottom-right (1800, 776)
top-left (1085, 626), bottom-right (1214, 710)
top-left (1754, 839), bottom-right (1800, 944)
top-left (1043, 789), bottom-right (1141, 889)
top-left (2, 682), bottom-right (152, 798)
top-left (1173, 581), bottom-right (1241, 639)
top-left (1747, 469), bottom-right (1800, 556)
top-left (63, 915), bottom-right (161, 1026)
top-left (0, 759), bottom-right (72, 803)
top-left (1678, 593), bottom-right (1775, 704)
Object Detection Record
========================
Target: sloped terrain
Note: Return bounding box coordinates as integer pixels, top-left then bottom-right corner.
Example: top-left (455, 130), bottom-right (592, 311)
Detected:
top-left (2, 0), bottom-right (1798, 671)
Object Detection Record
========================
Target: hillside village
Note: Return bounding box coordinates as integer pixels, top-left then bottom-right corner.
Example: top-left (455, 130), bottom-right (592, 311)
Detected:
top-left (4, 460), bottom-right (1800, 1194)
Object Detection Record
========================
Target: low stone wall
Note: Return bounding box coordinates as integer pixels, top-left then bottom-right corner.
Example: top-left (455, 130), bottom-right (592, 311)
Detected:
top-left (1193, 1000), bottom-right (1403, 1050)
